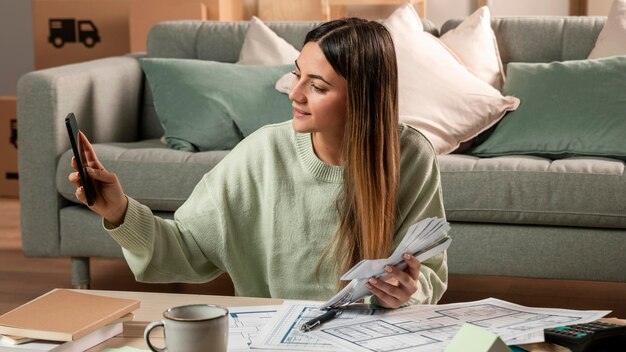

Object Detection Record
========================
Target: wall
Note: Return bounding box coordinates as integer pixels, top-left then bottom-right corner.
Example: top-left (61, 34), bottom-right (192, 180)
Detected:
top-left (0, 0), bottom-right (35, 96)
top-left (426, 0), bottom-right (476, 28)
top-left (488, 0), bottom-right (569, 16)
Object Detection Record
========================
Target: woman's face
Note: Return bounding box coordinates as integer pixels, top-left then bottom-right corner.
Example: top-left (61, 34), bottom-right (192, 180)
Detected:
top-left (289, 42), bottom-right (348, 141)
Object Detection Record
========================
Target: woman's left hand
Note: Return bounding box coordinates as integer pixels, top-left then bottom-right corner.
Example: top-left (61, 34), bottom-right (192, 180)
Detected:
top-left (365, 253), bottom-right (421, 308)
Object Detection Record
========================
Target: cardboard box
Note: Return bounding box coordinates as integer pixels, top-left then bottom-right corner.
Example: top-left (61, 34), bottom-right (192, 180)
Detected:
top-left (129, 0), bottom-right (207, 53)
top-left (129, 0), bottom-right (244, 53)
top-left (212, 0), bottom-right (243, 21)
top-left (32, 0), bottom-right (131, 69)
top-left (0, 96), bottom-right (19, 198)
top-left (258, 0), bottom-right (326, 21)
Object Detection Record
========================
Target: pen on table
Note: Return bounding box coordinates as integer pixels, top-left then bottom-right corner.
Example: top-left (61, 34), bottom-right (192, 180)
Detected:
top-left (300, 308), bottom-right (342, 332)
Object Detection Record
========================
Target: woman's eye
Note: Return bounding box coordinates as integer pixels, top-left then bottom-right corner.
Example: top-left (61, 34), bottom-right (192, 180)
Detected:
top-left (291, 71), bottom-right (300, 78)
top-left (311, 84), bottom-right (326, 94)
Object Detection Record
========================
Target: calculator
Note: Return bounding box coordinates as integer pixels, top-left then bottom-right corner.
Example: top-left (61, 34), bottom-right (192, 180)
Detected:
top-left (544, 321), bottom-right (626, 352)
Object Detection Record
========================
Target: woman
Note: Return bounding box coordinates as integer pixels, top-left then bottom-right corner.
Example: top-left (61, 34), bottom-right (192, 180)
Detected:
top-left (69, 18), bottom-right (447, 308)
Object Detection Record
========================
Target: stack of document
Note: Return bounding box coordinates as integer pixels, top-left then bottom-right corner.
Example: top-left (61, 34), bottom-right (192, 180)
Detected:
top-left (320, 217), bottom-right (451, 310)
top-left (0, 289), bottom-right (139, 352)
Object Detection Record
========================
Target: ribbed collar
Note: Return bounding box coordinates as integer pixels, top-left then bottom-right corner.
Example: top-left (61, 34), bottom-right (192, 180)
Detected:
top-left (295, 131), bottom-right (344, 183)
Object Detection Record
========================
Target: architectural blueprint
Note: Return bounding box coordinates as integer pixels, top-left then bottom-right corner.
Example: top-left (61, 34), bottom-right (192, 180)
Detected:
top-left (250, 298), bottom-right (608, 351)
top-left (310, 298), bottom-right (609, 352)
top-left (250, 301), bottom-right (382, 351)
top-left (228, 305), bottom-right (279, 351)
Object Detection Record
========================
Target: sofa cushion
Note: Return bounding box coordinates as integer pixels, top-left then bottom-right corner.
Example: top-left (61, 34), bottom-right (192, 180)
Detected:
top-left (237, 16), bottom-right (300, 65)
top-left (57, 143), bottom-right (626, 228)
top-left (385, 4), bottom-right (519, 155)
top-left (439, 154), bottom-right (626, 228)
top-left (470, 56), bottom-right (626, 160)
top-left (56, 139), bottom-right (229, 211)
top-left (439, 6), bottom-right (505, 89)
top-left (141, 58), bottom-right (293, 151)
top-left (140, 19), bottom-right (439, 140)
top-left (441, 16), bottom-right (606, 65)
top-left (446, 222), bottom-right (626, 281)
top-left (146, 20), bottom-right (438, 62)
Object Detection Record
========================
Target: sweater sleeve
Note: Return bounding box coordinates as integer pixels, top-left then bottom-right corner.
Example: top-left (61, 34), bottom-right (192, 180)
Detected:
top-left (104, 181), bottom-right (226, 283)
top-left (392, 126), bottom-right (448, 305)
top-left (102, 123), bottom-right (284, 289)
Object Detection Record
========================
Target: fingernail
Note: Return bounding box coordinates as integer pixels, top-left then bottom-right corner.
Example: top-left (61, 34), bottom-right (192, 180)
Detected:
top-left (85, 167), bottom-right (95, 173)
top-left (365, 283), bottom-right (372, 289)
top-left (384, 265), bottom-right (392, 272)
top-left (369, 278), bottom-right (377, 284)
top-left (404, 253), bottom-right (412, 260)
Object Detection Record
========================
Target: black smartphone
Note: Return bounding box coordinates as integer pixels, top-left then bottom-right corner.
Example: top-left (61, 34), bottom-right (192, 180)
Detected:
top-left (65, 113), bottom-right (97, 206)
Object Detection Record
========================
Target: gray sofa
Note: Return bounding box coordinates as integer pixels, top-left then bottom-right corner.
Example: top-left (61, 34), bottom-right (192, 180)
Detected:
top-left (18, 16), bottom-right (626, 289)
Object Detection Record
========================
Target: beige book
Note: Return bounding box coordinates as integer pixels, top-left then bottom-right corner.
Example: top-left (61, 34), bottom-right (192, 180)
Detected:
top-left (0, 289), bottom-right (139, 342)
top-left (0, 322), bottom-right (123, 352)
top-left (1, 313), bottom-right (134, 345)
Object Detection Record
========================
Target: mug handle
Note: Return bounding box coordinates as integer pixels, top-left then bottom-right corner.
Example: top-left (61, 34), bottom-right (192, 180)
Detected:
top-left (144, 321), bottom-right (167, 352)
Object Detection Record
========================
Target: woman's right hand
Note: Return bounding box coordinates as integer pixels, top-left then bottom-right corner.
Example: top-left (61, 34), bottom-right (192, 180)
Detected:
top-left (68, 132), bottom-right (128, 227)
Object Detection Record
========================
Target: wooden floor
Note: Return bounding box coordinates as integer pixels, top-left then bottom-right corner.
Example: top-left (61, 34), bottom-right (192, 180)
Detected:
top-left (2, 197), bottom-right (626, 317)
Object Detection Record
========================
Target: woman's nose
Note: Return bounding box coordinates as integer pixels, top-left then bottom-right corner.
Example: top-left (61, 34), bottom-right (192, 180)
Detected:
top-left (288, 79), bottom-right (305, 103)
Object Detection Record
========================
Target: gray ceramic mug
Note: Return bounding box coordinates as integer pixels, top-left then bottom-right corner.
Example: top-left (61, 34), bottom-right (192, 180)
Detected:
top-left (144, 304), bottom-right (229, 352)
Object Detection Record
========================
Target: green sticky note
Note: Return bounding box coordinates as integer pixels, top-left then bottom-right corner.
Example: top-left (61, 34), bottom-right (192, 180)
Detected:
top-left (445, 323), bottom-right (512, 352)
top-left (102, 347), bottom-right (149, 352)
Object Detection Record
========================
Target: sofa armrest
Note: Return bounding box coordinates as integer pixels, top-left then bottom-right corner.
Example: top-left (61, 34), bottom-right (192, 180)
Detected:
top-left (17, 55), bottom-right (144, 257)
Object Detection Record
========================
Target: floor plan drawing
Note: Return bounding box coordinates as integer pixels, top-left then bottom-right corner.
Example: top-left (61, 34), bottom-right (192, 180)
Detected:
top-left (228, 305), bottom-right (279, 351)
top-left (251, 301), bottom-right (381, 351)
top-left (312, 298), bottom-right (609, 352)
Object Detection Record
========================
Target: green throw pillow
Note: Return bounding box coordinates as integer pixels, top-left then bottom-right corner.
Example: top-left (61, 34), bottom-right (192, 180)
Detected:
top-left (470, 56), bottom-right (626, 160)
top-left (140, 58), bottom-right (294, 151)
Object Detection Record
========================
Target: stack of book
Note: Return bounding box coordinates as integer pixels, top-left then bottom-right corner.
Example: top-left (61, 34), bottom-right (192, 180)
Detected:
top-left (0, 289), bottom-right (140, 351)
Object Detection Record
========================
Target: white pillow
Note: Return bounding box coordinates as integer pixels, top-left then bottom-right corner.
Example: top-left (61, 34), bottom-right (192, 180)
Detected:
top-left (439, 6), bottom-right (505, 89)
top-left (385, 5), bottom-right (519, 155)
top-left (237, 16), bottom-right (300, 65)
top-left (275, 72), bottom-right (294, 94)
top-left (588, 0), bottom-right (626, 59)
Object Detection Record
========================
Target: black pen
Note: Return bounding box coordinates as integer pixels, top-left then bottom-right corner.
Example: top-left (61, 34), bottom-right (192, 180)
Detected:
top-left (300, 309), bottom-right (341, 332)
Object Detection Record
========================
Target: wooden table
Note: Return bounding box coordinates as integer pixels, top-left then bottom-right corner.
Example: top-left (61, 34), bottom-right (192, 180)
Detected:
top-left (82, 290), bottom-right (622, 351)
top-left (84, 290), bottom-right (281, 350)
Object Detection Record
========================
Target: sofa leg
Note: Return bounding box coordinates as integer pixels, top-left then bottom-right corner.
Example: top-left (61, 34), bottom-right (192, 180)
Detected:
top-left (71, 257), bottom-right (91, 289)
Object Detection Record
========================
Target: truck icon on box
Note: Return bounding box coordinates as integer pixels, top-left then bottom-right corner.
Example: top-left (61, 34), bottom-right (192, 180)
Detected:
top-left (48, 18), bottom-right (100, 48)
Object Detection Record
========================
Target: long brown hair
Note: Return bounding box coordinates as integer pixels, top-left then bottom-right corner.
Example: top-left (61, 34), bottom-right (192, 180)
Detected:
top-left (309, 19), bottom-right (401, 286)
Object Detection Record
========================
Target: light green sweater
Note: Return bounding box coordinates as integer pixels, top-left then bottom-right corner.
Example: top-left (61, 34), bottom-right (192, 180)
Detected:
top-left (106, 121), bottom-right (447, 304)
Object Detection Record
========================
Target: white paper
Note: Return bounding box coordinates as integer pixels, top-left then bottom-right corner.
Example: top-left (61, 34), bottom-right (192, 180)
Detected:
top-left (228, 305), bottom-right (279, 351)
top-left (508, 330), bottom-right (545, 345)
top-left (250, 301), bottom-right (383, 351)
top-left (310, 298), bottom-right (609, 352)
top-left (320, 217), bottom-right (451, 310)
top-left (341, 218), bottom-right (449, 281)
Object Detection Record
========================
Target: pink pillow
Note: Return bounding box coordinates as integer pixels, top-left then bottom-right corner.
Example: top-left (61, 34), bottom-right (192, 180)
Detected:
top-left (237, 16), bottom-right (299, 65)
top-left (385, 5), bottom-right (519, 155)
top-left (439, 6), bottom-right (505, 89)
top-left (588, 0), bottom-right (626, 59)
